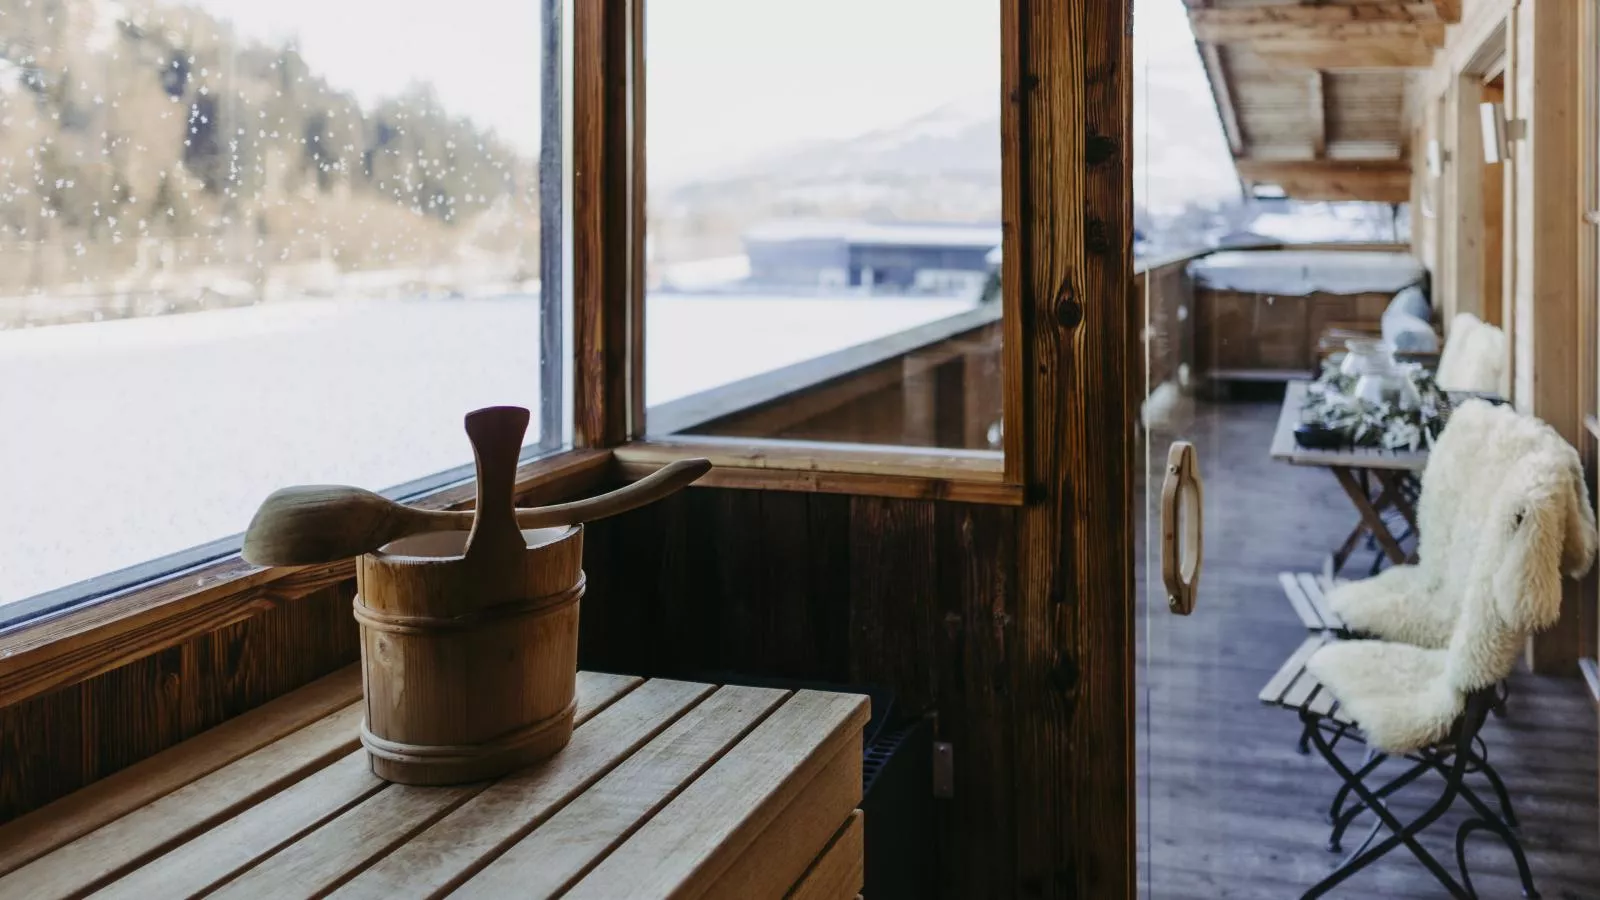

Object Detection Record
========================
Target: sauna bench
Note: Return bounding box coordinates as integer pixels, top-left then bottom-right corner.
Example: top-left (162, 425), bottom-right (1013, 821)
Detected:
top-left (0, 666), bottom-right (870, 900)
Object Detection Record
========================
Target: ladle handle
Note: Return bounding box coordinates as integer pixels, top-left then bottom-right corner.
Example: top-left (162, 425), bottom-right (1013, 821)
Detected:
top-left (463, 406), bottom-right (530, 561)
top-left (517, 458), bottom-right (713, 528)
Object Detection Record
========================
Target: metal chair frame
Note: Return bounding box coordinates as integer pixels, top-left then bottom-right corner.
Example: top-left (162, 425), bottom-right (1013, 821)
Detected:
top-left (1293, 688), bottom-right (1539, 900)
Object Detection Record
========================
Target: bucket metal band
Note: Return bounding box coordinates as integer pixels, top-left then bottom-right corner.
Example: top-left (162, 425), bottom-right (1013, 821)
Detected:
top-left (359, 696), bottom-right (578, 766)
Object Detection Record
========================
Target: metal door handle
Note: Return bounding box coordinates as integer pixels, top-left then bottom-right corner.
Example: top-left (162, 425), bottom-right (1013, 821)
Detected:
top-left (1161, 441), bottom-right (1204, 616)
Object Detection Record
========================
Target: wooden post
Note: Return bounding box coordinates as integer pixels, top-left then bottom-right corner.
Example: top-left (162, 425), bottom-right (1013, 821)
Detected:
top-left (1013, 1), bottom-right (1135, 896)
top-left (1512, 0), bottom-right (1585, 673)
top-left (573, 0), bottom-right (636, 448)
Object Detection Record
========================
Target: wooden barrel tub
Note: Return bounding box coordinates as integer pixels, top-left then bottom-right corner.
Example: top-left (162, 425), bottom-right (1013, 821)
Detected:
top-left (353, 524), bottom-right (584, 786)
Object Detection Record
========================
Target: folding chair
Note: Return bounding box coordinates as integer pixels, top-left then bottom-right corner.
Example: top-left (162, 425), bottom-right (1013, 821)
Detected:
top-left (1260, 643), bottom-right (1530, 899)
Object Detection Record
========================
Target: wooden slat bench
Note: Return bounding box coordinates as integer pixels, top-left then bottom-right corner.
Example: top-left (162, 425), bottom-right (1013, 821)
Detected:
top-left (0, 666), bottom-right (869, 900)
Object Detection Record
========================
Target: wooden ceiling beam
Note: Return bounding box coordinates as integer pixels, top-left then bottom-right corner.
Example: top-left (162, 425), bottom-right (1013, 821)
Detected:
top-left (1252, 40), bottom-right (1436, 69)
top-left (1191, 17), bottom-right (1446, 48)
top-left (1308, 71), bottom-right (1327, 159)
top-left (1200, 44), bottom-right (1246, 156)
top-left (1190, 2), bottom-right (1447, 29)
top-left (1235, 159), bottom-right (1411, 203)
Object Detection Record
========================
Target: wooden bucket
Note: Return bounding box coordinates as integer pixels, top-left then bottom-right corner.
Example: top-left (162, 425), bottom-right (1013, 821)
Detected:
top-left (353, 406), bottom-right (583, 786)
top-left (354, 524), bottom-right (584, 785)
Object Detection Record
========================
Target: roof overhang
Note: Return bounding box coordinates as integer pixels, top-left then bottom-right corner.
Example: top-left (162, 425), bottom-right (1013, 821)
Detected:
top-left (1184, 0), bottom-right (1458, 203)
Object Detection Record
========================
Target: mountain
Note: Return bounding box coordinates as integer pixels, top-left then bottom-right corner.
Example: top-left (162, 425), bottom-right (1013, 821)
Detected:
top-left (649, 67), bottom-right (1240, 264)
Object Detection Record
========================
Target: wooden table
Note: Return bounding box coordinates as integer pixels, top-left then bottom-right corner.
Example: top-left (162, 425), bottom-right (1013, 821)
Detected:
top-left (0, 666), bottom-right (869, 900)
top-left (1270, 380), bottom-right (1427, 573)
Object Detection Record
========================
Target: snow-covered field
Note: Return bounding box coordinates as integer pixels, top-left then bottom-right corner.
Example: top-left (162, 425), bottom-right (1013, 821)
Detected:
top-left (0, 292), bottom-right (974, 607)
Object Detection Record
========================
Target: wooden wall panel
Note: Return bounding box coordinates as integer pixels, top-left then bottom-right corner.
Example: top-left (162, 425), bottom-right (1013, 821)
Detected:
top-left (579, 489), bottom-right (1020, 896)
top-left (0, 584), bottom-right (358, 824)
top-left (1514, 0), bottom-right (1584, 673)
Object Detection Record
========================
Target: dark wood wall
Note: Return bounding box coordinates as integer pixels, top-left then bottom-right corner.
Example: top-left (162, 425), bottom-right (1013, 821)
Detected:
top-left (579, 485), bottom-right (1021, 898)
top-left (0, 584), bottom-right (357, 823)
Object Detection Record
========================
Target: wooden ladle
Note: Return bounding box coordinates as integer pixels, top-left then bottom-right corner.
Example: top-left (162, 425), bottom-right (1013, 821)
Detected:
top-left (242, 456), bottom-right (711, 567)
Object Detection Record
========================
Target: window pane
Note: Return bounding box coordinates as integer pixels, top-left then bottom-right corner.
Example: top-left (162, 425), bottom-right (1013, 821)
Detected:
top-left (0, 0), bottom-right (566, 615)
top-left (644, 0), bottom-right (1002, 450)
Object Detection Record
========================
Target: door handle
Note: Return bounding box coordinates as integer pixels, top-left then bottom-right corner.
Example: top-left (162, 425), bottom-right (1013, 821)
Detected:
top-left (1161, 441), bottom-right (1204, 616)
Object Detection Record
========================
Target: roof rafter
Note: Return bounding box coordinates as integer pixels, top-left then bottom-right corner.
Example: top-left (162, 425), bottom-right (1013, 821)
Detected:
top-left (1234, 159), bottom-right (1411, 203)
top-left (1190, 13), bottom-right (1446, 49)
top-left (1252, 41), bottom-right (1436, 70)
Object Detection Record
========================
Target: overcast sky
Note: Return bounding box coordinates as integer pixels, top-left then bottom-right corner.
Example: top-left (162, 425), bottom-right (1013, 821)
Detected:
top-left (191, 0), bottom-right (1231, 196)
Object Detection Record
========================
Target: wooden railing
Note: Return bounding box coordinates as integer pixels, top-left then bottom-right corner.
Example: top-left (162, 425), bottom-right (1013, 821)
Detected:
top-left (651, 304), bottom-right (1003, 450)
top-left (647, 254), bottom-right (1208, 451)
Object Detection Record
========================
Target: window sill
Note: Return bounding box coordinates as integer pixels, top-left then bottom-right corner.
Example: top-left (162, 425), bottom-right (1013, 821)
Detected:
top-left (614, 437), bottom-right (1023, 505)
top-left (0, 449), bottom-right (613, 709)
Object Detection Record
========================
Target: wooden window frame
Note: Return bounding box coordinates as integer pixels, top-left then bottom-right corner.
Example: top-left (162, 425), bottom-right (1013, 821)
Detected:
top-left (575, 0), bottom-right (1026, 506)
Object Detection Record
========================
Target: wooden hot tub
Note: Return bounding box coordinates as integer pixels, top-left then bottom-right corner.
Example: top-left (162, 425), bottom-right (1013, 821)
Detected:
top-left (1186, 250), bottom-right (1425, 382)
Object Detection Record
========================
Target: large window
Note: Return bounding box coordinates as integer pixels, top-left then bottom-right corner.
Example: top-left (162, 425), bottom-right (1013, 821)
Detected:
top-left (0, 0), bottom-right (567, 619)
top-left (642, 0), bottom-right (1004, 450)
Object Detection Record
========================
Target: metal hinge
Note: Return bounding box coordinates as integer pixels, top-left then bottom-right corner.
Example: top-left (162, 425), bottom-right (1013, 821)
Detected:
top-left (932, 741), bottom-right (955, 799)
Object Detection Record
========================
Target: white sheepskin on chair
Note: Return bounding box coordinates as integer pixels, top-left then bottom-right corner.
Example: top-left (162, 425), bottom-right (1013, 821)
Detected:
top-left (1434, 312), bottom-right (1508, 395)
top-left (1306, 643), bottom-right (1460, 754)
top-left (1308, 404), bottom-right (1597, 754)
top-left (1327, 400), bottom-right (1596, 647)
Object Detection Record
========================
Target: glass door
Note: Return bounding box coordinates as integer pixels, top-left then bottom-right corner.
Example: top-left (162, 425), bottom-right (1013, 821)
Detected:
top-left (1133, 3), bottom-right (1594, 898)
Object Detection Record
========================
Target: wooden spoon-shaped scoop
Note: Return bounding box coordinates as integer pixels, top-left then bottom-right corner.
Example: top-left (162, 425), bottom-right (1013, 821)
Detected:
top-left (242, 457), bottom-right (711, 567)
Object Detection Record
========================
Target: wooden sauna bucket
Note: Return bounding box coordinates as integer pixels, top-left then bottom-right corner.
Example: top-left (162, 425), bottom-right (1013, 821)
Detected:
top-left (354, 524), bottom-right (584, 786)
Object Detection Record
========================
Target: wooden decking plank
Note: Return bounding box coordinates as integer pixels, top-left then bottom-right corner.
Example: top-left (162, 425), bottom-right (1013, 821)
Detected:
top-left (0, 704), bottom-right (363, 900)
top-left (454, 685), bottom-right (790, 899)
top-left (325, 678), bottom-right (715, 900)
top-left (564, 690), bottom-right (870, 900)
top-left (786, 810), bottom-right (865, 900)
top-left (704, 743), bottom-right (861, 900)
top-left (1298, 572), bottom-right (1344, 629)
top-left (1279, 572), bottom-right (1322, 630)
top-left (1257, 636), bottom-right (1325, 704)
top-left (86, 751), bottom-right (383, 900)
top-left (0, 665), bottom-right (362, 879)
top-left (209, 671), bottom-right (641, 900)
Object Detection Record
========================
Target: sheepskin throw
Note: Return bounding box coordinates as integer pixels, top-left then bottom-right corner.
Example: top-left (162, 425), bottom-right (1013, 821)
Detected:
top-left (1307, 401), bottom-right (1597, 753)
top-left (1434, 312), bottom-right (1508, 395)
top-left (1328, 400), bottom-right (1596, 647)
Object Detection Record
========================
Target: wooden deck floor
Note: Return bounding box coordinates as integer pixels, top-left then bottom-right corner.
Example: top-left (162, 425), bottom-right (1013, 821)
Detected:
top-left (1137, 391), bottom-right (1599, 900)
